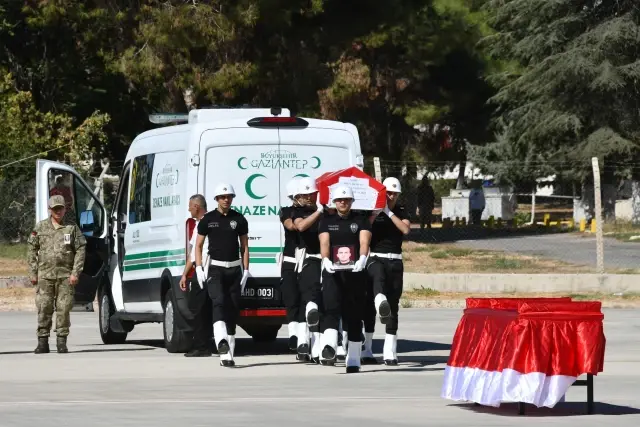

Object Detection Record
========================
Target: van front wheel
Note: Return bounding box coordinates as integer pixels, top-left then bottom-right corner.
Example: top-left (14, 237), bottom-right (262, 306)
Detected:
top-left (163, 289), bottom-right (192, 353)
top-left (98, 286), bottom-right (128, 345)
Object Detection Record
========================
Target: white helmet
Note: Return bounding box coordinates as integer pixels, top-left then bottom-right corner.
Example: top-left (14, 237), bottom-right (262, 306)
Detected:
top-left (297, 177), bottom-right (318, 195)
top-left (332, 185), bottom-right (354, 201)
top-left (286, 178), bottom-right (300, 198)
top-left (383, 177), bottom-right (402, 193)
top-left (214, 183), bottom-right (236, 198)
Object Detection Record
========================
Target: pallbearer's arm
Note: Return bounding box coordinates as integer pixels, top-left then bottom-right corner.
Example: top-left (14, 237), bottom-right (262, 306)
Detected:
top-left (359, 231), bottom-right (372, 258)
top-left (318, 216), bottom-right (330, 259)
top-left (239, 234), bottom-right (249, 270)
top-left (390, 215), bottom-right (411, 235)
top-left (388, 206), bottom-right (411, 235)
top-left (195, 217), bottom-right (208, 268)
top-left (239, 217), bottom-right (250, 270)
top-left (319, 232), bottom-right (330, 259)
top-left (195, 234), bottom-right (205, 267)
top-left (283, 217), bottom-right (296, 231)
top-left (294, 210), bottom-right (322, 232)
top-left (279, 208), bottom-right (297, 231)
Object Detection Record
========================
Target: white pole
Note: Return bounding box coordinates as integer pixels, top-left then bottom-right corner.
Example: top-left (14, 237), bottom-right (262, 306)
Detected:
top-left (530, 191), bottom-right (536, 225)
top-left (591, 157), bottom-right (604, 274)
top-left (373, 157), bottom-right (382, 182)
top-left (88, 160), bottom-right (110, 210)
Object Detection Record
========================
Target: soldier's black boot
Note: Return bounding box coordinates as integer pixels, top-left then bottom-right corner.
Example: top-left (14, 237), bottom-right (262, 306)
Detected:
top-left (34, 337), bottom-right (49, 354)
top-left (56, 336), bottom-right (68, 354)
top-left (184, 349), bottom-right (212, 357)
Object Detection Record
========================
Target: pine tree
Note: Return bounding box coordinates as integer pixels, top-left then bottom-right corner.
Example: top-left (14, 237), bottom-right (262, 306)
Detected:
top-left (471, 0), bottom-right (640, 220)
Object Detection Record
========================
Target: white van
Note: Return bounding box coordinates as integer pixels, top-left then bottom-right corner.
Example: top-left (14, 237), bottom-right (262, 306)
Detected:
top-left (35, 107), bottom-right (364, 352)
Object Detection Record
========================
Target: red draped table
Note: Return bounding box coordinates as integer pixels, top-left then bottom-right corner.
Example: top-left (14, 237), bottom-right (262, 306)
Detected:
top-left (441, 297), bottom-right (606, 414)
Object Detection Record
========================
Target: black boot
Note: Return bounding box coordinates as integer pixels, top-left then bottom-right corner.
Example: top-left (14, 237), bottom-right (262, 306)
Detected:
top-left (296, 353), bottom-right (310, 362)
top-left (378, 300), bottom-right (391, 324)
top-left (34, 337), bottom-right (49, 354)
top-left (184, 349), bottom-right (212, 357)
top-left (288, 335), bottom-right (298, 351)
top-left (56, 336), bottom-right (68, 353)
top-left (361, 356), bottom-right (378, 365)
top-left (217, 339), bottom-right (230, 355)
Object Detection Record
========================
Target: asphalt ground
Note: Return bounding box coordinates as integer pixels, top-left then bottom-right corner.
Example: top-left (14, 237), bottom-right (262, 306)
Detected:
top-left (453, 233), bottom-right (640, 270)
top-left (0, 309), bottom-right (639, 426)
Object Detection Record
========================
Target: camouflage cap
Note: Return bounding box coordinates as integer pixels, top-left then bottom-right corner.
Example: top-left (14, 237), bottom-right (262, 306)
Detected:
top-left (48, 195), bottom-right (65, 208)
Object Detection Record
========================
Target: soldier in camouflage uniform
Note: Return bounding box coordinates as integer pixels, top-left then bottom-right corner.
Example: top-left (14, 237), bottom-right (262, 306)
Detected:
top-left (27, 195), bottom-right (86, 354)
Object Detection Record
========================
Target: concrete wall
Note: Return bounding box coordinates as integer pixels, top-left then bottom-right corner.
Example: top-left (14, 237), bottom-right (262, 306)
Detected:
top-left (616, 199), bottom-right (633, 221)
top-left (403, 273), bottom-right (640, 294)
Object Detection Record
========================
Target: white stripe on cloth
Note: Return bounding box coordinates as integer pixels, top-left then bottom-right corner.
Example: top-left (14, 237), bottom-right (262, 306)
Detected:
top-left (440, 366), bottom-right (575, 408)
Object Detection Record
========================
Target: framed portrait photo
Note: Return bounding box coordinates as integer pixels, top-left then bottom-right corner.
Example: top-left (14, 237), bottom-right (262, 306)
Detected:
top-left (331, 244), bottom-right (356, 270)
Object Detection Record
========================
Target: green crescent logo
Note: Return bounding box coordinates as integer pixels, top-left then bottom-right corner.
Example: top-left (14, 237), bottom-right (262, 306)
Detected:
top-left (237, 157), bottom-right (248, 170)
top-left (293, 173), bottom-right (309, 178)
top-left (245, 174), bottom-right (266, 200)
top-left (311, 156), bottom-right (321, 169)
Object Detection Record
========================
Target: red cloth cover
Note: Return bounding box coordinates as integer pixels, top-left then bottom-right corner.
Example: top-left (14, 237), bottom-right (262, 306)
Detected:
top-left (442, 297), bottom-right (606, 408)
top-left (449, 299), bottom-right (605, 376)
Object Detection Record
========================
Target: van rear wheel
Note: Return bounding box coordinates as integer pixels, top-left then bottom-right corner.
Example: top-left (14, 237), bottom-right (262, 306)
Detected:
top-left (163, 289), bottom-right (192, 353)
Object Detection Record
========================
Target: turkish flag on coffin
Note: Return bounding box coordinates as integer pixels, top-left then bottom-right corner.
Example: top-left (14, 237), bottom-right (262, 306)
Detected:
top-left (441, 298), bottom-right (606, 409)
top-left (315, 167), bottom-right (387, 210)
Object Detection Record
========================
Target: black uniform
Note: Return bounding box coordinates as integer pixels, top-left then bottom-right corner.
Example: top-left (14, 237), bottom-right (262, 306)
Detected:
top-left (292, 206), bottom-right (324, 330)
top-left (318, 211), bottom-right (371, 338)
top-left (365, 205), bottom-right (408, 335)
top-left (279, 206), bottom-right (301, 325)
top-left (191, 209), bottom-right (248, 352)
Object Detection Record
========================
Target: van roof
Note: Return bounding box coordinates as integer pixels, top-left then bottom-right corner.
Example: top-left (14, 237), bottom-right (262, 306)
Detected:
top-left (132, 114), bottom-right (351, 144)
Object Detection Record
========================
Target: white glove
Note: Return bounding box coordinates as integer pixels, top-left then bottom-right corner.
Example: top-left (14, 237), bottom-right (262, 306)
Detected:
top-left (195, 266), bottom-right (205, 288)
top-left (316, 201), bottom-right (325, 212)
top-left (240, 270), bottom-right (250, 294)
top-left (352, 255), bottom-right (367, 272)
top-left (322, 257), bottom-right (335, 274)
top-left (383, 205), bottom-right (395, 218)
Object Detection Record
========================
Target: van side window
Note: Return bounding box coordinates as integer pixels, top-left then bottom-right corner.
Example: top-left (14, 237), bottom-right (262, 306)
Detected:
top-left (45, 169), bottom-right (104, 236)
top-left (129, 154), bottom-right (155, 224)
top-left (116, 163), bottom-right (130, 228)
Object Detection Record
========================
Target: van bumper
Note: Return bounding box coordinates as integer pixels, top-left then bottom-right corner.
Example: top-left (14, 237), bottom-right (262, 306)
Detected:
top-left (238, 309), bottom-right (287, 326)
top-left (238, 277), bottom-right (287, 328)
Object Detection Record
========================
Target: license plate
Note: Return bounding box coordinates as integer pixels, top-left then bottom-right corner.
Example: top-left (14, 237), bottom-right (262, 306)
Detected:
top-left (241, 287), bottom-right (274, 299)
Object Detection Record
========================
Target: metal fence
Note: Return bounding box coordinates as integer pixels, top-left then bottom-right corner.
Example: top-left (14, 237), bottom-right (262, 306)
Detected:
top-left (0, 177), bottom-right (36, 244)
top-left (363, 158), bottom-right (640, 276)
top-left (1, 159), bottom-right (639, 278)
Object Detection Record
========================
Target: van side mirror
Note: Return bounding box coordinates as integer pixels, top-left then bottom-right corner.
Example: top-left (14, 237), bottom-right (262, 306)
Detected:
top-left (80, 210), bottom-right (95, 235)
top-left (119, 213), bottom-right (127, 231)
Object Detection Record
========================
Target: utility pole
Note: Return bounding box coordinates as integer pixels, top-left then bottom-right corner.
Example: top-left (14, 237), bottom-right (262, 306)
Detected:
top-left (591, 157), bottom-right (604, 274)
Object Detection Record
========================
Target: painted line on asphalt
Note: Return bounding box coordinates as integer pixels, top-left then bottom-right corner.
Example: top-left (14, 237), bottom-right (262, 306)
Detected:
top-left (0, 396), bottom-right (433, 407)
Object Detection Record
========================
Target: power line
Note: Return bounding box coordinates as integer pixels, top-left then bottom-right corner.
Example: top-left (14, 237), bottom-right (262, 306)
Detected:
top-left (0, 141), bottom-right (74, 170)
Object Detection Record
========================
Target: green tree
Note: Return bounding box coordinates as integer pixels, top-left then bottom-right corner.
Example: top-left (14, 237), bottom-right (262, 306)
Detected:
top-left (0, 72), bottom-right (109, 179)
top-left (472, 0), bottom-right (640, 220)
top-left (0, 71), bottom-right (108, 241)
top-left (318, 0), bottom-right (495, 184)
top-left (1, 1), bottom-right (149, 164)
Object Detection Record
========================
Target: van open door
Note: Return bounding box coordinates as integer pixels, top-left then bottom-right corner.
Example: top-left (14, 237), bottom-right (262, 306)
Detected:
top-left (35, 160), bottom-right (110, 307)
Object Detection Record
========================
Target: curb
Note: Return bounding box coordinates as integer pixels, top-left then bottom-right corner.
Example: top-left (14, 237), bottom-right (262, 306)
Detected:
top-left (403, 273), bottom-right (640, 294)
top-left (0, 276), bottom-right (31, 289)
top-left (4, 272), bottom-right (640, 293)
